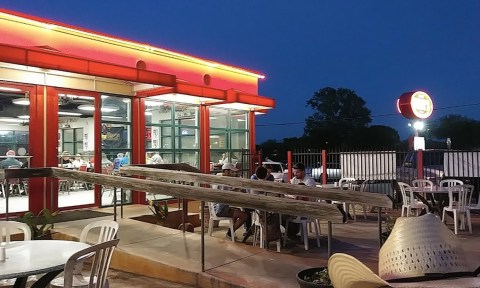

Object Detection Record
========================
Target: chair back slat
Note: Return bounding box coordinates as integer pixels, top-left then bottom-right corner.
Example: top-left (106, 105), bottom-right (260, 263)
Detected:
top-left (80, 220), bottom-right (119, 244)
top-left (63, 238), bottom-right (119, 288)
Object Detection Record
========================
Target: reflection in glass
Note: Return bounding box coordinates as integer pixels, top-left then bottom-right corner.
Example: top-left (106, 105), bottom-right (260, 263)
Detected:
top-left (230, 111), bottom-right (248, 129)
top-left (209, 107), bottom-right (228, 128)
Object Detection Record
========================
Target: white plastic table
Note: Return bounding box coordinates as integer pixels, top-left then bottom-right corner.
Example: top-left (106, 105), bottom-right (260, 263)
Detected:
top-left (0, 240), bottom-right (90, 288)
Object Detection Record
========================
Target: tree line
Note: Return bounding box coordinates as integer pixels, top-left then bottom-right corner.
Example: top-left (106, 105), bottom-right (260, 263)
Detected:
top-left (258, 87), bottom-right (480, 160)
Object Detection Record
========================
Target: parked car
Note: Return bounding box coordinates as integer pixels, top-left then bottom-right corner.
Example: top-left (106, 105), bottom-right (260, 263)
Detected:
top-left (396, 150), bottom-right (445, 185)
top-left (310, 162), bottom-right (341, 183)
top-left (263, 161), bottom-right (289, 182)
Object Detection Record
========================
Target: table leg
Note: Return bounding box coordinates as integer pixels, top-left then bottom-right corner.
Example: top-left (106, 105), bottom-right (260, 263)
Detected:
top-left (12, 277), bottom-right (27, 288)
top-left (29, 270), bottom-right (62, 288)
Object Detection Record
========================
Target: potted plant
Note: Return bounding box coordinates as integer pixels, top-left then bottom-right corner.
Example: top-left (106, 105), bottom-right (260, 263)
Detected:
top-left (19, 208), bottom-right (58, 240)
top-left (296, 267), bottom-right (332, 288)
top-left (147, 200), bottom-right (169, 225)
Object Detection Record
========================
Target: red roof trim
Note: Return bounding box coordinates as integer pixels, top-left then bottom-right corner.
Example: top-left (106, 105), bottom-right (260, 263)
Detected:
top-left (0, 43), bottom-right (176, 87)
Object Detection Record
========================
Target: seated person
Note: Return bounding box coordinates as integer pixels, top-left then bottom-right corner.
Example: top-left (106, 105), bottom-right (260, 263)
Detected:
top-left (113, 153), bottom-right (124, 173)
top-left (72, 153), bottom-right (90, 169)
top-left (0, 150), bottom-right (22, 169)
top-left (264, 164), bottom-right (275, 182)
top-left (149, 153), bottom-right (164, 164)
top-left (213, 163), bottom-right (248, 239)
top-left (59, 151), bottom-right (73, 167)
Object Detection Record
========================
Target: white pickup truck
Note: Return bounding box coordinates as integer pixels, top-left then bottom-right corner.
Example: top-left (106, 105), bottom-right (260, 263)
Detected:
top-left (263, 161), bottom-right (289, 182)
top-left (310, 163), bottom-right (341, 183)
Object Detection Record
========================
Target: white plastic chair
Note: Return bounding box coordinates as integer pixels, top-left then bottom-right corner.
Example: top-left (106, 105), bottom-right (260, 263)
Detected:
top-left (398, 182), bottom-right (429, 217)
top-left (442, 185), bottom-right (472, 235)
top-left (411, 179), bottom-right (434, 191)
top-left (251, 211), bottom-right (282, 252)
top-left (63, 239), bottom-right (119, 288)
top-left (439, 179), bottom-right (464, 188)
top-left (335, 178), bottom-right (356, 222)
top-left (50, 220), bottom-right (119, 288)
top-left (79, 220), bottom-right (119, 245)
top-left (467, 184), bottom-right (480, 212)
top-left (0, 221), bottom-right (31, 287)
top-left (0, 220), bottom-right (31, 243)
top-left (207, 202), bottom-right (235, 242)
top-left (282, 201), bottom-right (321, 251)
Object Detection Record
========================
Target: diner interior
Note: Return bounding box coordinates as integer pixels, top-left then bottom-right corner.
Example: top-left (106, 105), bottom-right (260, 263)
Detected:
top-left (0, 83), bottom-right (252, 214)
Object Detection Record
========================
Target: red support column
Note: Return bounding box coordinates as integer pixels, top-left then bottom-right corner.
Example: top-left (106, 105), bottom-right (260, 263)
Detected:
top-left (199, 105), bottom-right (210, 174)
top-left (322, 149), bottom-right (328, 184)
top-left (28, 85), bottom-right (49, 213)
top-left (417, 149), bottom-right (424, 180)
top-left (287, 151), bottom-right (292, 181)
top-left (249, 111), bottom-right (256, 157)
top-left (131, 97), bottom-right (146, 204)
top-left (93, 92), bottom-right (102, 207)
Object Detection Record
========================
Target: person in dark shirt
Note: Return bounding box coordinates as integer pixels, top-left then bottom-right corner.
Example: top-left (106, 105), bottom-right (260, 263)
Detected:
top-left (0, 150), bottom-right (22, 169)
top-left (264, 164), bottom-right (275, 182)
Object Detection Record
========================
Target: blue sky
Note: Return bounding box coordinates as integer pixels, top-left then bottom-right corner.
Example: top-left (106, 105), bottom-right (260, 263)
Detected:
top-left (2, 1), bottom-right (480, 143)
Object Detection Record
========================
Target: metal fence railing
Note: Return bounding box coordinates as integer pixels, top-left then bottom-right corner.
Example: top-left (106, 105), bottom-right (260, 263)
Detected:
top-left (288, 148), bottom-right (480, 206)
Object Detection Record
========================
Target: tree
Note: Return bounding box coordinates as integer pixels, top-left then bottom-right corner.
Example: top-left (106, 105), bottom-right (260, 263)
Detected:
top-left (304, 87), bottom-right (372, 148)
top-left (351, 125), bottom-right (401, 149)
top-left (429, 115), bottom-right (480, 149)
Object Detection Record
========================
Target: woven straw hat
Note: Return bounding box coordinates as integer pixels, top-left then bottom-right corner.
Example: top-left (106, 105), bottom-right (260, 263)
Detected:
top-left (328, 214), bottom-right (480, 288)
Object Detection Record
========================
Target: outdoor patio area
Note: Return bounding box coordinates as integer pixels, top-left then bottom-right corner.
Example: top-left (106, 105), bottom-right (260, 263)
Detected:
top-left (52, 203), bottom-right (480, 288)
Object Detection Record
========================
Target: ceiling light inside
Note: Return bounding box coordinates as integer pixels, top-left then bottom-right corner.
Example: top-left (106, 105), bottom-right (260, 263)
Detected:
top-left (78, 104), bottom-right (95, 111)
top-left (18, 115), bottom-right (30, 119)
top-left (12, 98), bottom-right (30, 105)
top-left (77, 105), bottom-right (118, 112)
top-left (58, 111), bottom-right (82, 116)
top-left (0, 87), bottom-right (22, 92)
top-left (0, 117), bottom-right (29, 123)
top-left (145, 100), bottom-right (164, 107)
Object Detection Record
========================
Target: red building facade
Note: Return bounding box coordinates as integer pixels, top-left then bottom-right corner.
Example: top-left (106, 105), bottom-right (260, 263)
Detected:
top-left (0, 9), bottom-right (274, 214)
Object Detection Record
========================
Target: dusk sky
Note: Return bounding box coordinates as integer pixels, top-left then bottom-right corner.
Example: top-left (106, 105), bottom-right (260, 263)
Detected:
top-left (2, 1), bottom-right (479, 144)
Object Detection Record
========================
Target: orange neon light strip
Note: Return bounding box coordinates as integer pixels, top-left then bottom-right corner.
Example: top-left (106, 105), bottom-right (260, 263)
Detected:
top-left (0, 9), bottom-right (266, 80)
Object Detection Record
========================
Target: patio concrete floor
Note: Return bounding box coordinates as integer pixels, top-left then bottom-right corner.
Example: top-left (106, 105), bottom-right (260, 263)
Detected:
top-left (52, 204), bottom-right (480, 288)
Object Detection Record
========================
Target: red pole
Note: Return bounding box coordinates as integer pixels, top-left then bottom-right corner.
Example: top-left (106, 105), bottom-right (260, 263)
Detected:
top-left (322, 149), bottom-right (327, 184)
top-left (287, 151), bottom-right (292, 181)
top-left (417, 149), bottom-right (424, 179)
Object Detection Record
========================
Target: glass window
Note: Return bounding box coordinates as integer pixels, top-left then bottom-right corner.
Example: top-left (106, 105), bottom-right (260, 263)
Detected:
top-left (209, 107), bottom-right (228, 128)
top-left (210, 129), bottom-right (228, 149)
top-left (231, 131), bottom-right (248, 149)
top-left (63, 129), bottom-right (74, 142)
top-left (161, 126), bottom-right (172, 149)
top-left (146, 101), bottom-right (172, 125)
top-left (209, 108), bottom-right (249, 174)
top-left (101, 95), bottom-right (131, 122)
top-left (230, 111), bottom-right (248, 129)
top-left (175, 127), bottom-right (198, 149)
top-left (175, 151), bottom-right (199, 167)
top-left (145, 101), bottom-right (200, 168)
top-left (101, 124), bottom-right (131, 149)
top-left (61, 128), bottom-right (83, 155)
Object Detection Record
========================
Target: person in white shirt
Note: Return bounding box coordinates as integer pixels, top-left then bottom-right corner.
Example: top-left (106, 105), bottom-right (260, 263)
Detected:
top-left (72, 153), bottom-right (90, 168)
top-left (290, 163), bottom-right (316, 187)
top-left (150, 153), bottom-right (164, 164)
top-left (284, 162), bottom-right (316, 238)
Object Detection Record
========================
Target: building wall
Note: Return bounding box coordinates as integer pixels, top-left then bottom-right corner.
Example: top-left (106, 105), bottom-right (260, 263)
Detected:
top-left (0, 10), bottom-right (261, 95)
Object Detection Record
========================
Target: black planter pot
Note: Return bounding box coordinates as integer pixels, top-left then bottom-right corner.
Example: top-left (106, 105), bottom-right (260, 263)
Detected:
top-left (296, 267), bottom-right (333, 288)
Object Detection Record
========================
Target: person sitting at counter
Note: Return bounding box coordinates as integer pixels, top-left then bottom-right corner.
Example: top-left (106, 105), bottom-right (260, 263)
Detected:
top-left (59, 151), bottom-right (73, 167)
top-left (72, 153), bottom-right (90, 169)
top-left (0, 150), bottom-right (22, 169)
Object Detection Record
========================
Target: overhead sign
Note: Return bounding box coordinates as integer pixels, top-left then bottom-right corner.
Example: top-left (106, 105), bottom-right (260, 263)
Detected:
top-left (397, 91), bottom-right (433, 119)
